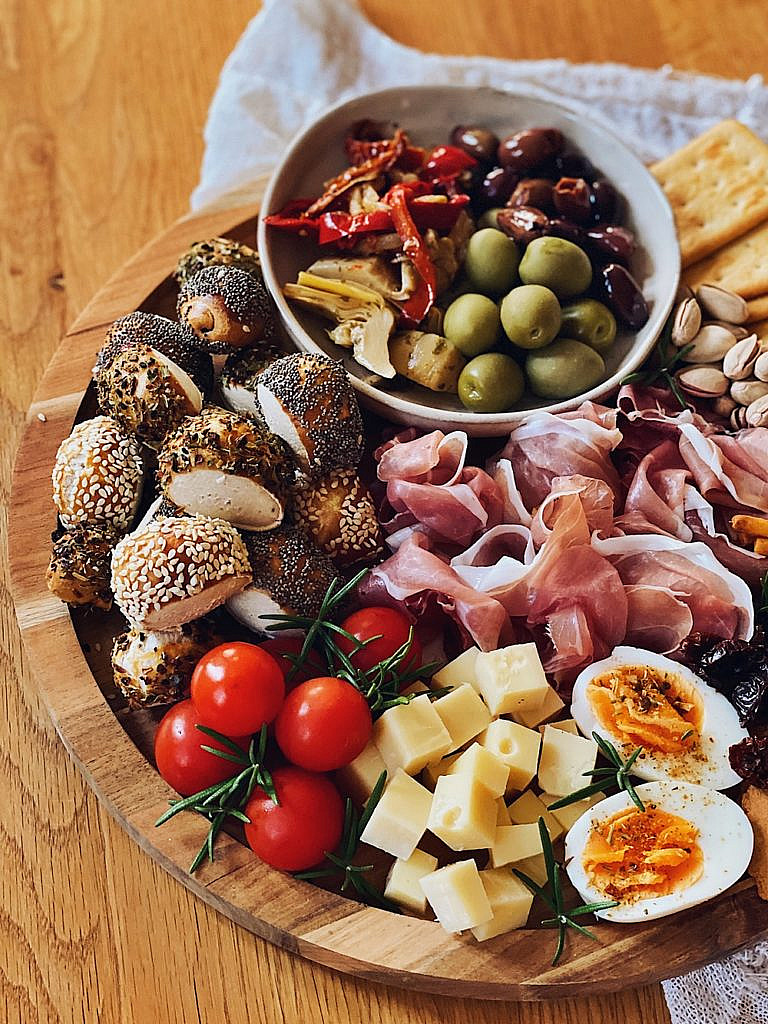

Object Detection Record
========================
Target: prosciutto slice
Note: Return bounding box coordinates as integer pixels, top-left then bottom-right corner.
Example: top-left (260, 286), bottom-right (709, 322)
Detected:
top-left (615, 441), bottom-right (692, 540)
top-left (678, 424), bottom-right (768, 514)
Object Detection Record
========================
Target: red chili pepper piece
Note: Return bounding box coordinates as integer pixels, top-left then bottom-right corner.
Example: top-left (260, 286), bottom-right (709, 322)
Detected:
top-left (387, 183), bottom-right (437, 325)
top-left (302, 129), bottom-right (408, 219)
top-left (422, 144), bottom-right (477, 185)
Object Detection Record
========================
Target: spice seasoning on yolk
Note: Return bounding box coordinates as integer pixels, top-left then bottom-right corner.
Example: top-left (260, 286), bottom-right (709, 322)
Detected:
top-left (583, 804), bottom-right (703, 903)
top-left (588, 665), bottom-right (703, 753)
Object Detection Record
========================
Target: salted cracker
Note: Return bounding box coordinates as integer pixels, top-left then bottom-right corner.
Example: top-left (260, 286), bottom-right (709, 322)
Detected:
top-left (683, 220), bottom-right (768, 299)
top-left (743, 786), bottom-right (768, 901)
top-left (651, 120), bottom-right (768, 268)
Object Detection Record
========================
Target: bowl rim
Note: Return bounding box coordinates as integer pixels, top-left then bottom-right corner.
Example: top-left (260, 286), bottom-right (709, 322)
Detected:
top-left (257, 83), bottom-right (681, 427)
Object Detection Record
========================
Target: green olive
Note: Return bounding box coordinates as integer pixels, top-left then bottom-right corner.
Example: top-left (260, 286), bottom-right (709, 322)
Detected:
top-left (525, 338), bottom-right (605, 399)
top-left (500, 284), bottom-right (561, 350)
top-left (477, 207), bottom-right (504, 230)
top-left (458, 353), bottom-right (525, 412)
top-left (518, 236), bottom-right (592, 299)
top-left (443, 293), bottom-right (502, 357)
top-left (464, 228), bottom-right (520, 296)
top-left (559, 298), bottom-right (617, 353)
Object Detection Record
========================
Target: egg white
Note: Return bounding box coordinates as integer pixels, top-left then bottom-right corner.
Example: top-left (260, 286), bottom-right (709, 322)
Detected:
top-left (564, 781), bottom-right (753, 922)
top-left (570, 647), bottom-right (748, 790)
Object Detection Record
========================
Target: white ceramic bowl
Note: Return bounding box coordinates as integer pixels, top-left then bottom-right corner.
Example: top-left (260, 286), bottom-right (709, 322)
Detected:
top-left (258, 85), bottom-right (680, 436)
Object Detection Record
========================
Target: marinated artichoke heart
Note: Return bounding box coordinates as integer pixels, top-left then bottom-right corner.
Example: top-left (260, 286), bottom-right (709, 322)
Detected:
top-left (284, 271), bottom-right (396, 378)
top-left (389, 330), bottom-right (466, 393)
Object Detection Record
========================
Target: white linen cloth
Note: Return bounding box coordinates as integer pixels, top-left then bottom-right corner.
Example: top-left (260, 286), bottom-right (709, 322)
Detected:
top-left (193, 2), bottom-right (768, 1020)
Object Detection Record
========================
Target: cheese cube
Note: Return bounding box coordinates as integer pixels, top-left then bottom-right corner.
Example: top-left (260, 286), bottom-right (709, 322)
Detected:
top-left (401, 679), bottom-right (430, 696)
top-left (432, 684), bottom-right (491, 750)
top-left (432, 646), bottom-right (481, 692)
top-left (507, 790), bottom-right (563, 841)
top-left (541, 791), bottom-right (604, 831)
top-left (478, 719), bottom-right (541, 793)
top-left (384, 848), bottom-right (438, 914)
top-left (490, 823), bottom-right (544, 867)
top-left (474, 643), bottom-right (550, 717)
top-left (359, 769), bottom-right (432, 860)
top-left (420, 860), bottom-right (493, 933)
top-left (421, 751), bottom-right (462, 790)
top-left (373, 694), bottom-right (452, 775)
top-left (514, 853), bottom-right (548, 887)
top-left (427, 772), bottom-right (497, 851)
top-left (496, 799), bottom-right (512, 825)
top-left (335, 741), bottom-right (386, 806)
top-left (448, 743), bottom-right (508, 798)
top-left (513, 684), bottom-right (565, 729)
top-left (538, 725), bottom-right (598, 797)
top-left (471, 868), bottom-right (534, 941)
top-left (539, 718), bottom-right (579, 736)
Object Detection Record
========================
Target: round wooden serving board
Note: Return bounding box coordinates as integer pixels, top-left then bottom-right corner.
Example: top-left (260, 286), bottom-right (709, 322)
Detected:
top-left (9, 196), bottom-right (768, 1001)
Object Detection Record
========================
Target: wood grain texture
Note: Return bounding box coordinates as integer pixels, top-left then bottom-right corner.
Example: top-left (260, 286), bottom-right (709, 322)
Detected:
top-left (3, 1), bottom-right (768, 1022)
top-left (12, 204), bottom-right (768, 1004)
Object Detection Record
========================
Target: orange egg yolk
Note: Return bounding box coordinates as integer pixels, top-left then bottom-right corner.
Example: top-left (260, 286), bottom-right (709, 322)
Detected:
top-left (583, 805), bottom-right (703, 902)
top-left (588, 665), bottom-right (703, 753)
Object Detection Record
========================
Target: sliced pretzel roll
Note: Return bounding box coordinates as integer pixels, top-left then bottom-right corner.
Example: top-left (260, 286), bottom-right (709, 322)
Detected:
top-left (111, 620), bottom-right (220, 708)
top-left (226, 525), bottom-right (336, 634)
top-left (219, 346), bottom-right (283, 419)
top-left (292, 467), bottom-right (384, 569)
top-left (178, 265), bottom-right (274, 353)
top-left (52, 415), bottom-right (144, 530)
top-left (46, 523), bottom-right (119, 609)
top-left (256, 353), bottom-right (364, 475)
top-left (173, 237), bottom-right (262, 287)
top-left (157, 408), bottom-right (294, 532)
top-left (111, 516), bottom-right (251, 629)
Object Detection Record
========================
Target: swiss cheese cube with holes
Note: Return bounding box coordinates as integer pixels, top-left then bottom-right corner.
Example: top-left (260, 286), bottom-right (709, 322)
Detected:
top-left (448, 742), bottom-right (509, 799)
top-left (359, 768), bottom-right (432, 860)
top-left (474, 643), bottom-right (550, 717)
top-left (373, 694), bottom-right (452, 775)
top-left (431, 646), bottom-right (481, 692)
top-left (384, 848), bottom-right (438, 914)
top-left (420, 860), bottom-right (493, 933)
top-left (538, 725), bottom-right (598, 797)
top-left (427, 771), bottom-right (498, 851)
top-left (471, 869), bottom-right (534, 941)
top-left (478, 719), bottom-right (541, 793)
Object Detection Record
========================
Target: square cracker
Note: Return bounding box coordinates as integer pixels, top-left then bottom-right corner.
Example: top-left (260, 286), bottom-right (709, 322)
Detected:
top-left (747, 294), bottom-right (768, 323)
top-left (683, 220), bottom-right (768, 298)
top-left (742, 786), bottom-right (768, 901)
top-left (651, 120), bottom-right (768, 267)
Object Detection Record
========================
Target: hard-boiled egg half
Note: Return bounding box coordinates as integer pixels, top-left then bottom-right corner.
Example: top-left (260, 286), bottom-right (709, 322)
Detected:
top-left (565, 781), bottom-right (753, 922)
top-left (570, 647), bottom-right (748, 790)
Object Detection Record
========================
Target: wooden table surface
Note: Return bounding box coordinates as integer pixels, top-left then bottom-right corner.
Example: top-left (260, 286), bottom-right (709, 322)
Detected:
top-left (3, 3), bottom-right (768, 1021)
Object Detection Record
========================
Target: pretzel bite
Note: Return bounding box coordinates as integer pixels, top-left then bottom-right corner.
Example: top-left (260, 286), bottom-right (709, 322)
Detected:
top-left (46, 523), bottom-right (118, 609)
top-left (157, 408), bottom-right (294, 531)
top-left (291, 467), bottom-right (384, 569)
top-left (52, 416), bottom-right (144, 530)
top-left (112, 620), bottom-right (220, 707)
top-left (226, 525), bottom-right (336, 634)
top-left (93, 311), bottom-right (214, 399)
top-left (177, 265), bottom-right (274, 353)
top-left (173, 237), bottom-right (262, 287)
top-left (219, 346), bottom-right (283, 419)
top-left (256, 353), bottom-right (364, 475)
top-left (111, 516), bottom-right (251, 629)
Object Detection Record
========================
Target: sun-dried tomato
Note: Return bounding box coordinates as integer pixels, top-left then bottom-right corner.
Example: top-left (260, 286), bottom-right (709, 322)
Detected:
top-left (730, 733), bottom-right (768, 787)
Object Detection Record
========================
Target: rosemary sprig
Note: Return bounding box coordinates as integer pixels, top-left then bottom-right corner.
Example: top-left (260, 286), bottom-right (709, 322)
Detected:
top-left (295, 770), bottom-right (396, 909)
top-left (513, 818), bottom-right (618, 966)
top-left (621, 319), bottom-right (692, 410)
top-left (547, 732), bottom-right (645, 812)
top-left (155, 725), bottom-right (277, 873)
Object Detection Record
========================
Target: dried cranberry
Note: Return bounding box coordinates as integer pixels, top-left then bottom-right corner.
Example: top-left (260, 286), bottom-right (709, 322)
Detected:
top-left (730, 733), bottom-right (768, 787)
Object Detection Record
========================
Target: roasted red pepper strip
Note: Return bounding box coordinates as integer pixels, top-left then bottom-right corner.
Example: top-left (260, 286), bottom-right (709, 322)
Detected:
top-left (316, 194), bottom-right (469, 244)
top-left (302, 129), bottom-right (407, 218)
top-left (422, 145), bottom-right (477, 185)
top-left (387, 183), bottom-right (437, 325)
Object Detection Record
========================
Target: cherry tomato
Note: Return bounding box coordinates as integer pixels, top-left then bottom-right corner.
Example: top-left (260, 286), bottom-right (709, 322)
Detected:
top-left (190, 642), bottom-right (285, 735)
top-left (337, 607), bottom-right (423, 675)
top-left (275, 676), bottom-right (372, 772)
top-left (258, 634), bottom-right (326, 690)
top-left (244, 765), bottom-right (344, 871)
top-left (153, 699), bottom-right (248, 796)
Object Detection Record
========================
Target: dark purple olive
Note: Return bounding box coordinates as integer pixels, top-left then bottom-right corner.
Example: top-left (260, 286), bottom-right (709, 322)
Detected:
top-left (547, 218), bottom-right (587, 246)
top-left (590, 179), bottom-right (620, 223)
top-left (585, 225), bottom-right (636, 264)
top-left (553, 151), bottom-right (596, 180)
top-left (597, 263), bottom-right (649, 328)
top-left (497, 128), bottom-right (564, 174)
top-left (552, 177), bottom-right (593, 224)
top-left (507, 177), bottom-right (555, 214)
top-left (497, 205), bottom-right (549, 245)
top-left (451, 124), bottom-right (500, 164)
top-left (475, 165), bottom-right (519, 208)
